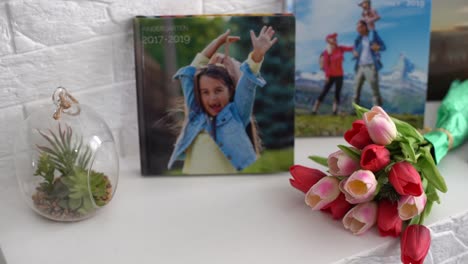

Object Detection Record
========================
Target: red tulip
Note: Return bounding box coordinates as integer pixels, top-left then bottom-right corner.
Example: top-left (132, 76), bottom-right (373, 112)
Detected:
top-left (377, 199), bottom-right (402, 237)
top-left (321, 193), bottom-right (352, 220)
top-left (360, 144), bottom-right (390, 172)
top-left (401, 225), bottom-right (431, 264)
top-left (289, 165), bottom-right (327, 193)
top-left (344, 120), bottom-right (373, 149)
top-left (389, 162), bottom-right (423, 196)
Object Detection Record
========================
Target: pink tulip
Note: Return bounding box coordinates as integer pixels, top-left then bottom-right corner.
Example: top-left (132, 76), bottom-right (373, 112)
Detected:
top-left (363, 106), bottom-right (397, 145)
top-left (328, 150), bottom-right (360, 176)
top-left (340, 170), bottom-right (377, 204)
top-left (398, 193), bottom-right (427, 221)
top-left (343, 201), bottom-right (378, 235)
top-left (305, 176), bottom-right (340, 210)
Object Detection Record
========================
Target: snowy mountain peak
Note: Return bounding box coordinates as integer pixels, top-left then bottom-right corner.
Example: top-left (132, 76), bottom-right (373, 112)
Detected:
top-left (381, 54), bottom-right (426, 83)
top-left (391, 54), bottom-right (415, 81)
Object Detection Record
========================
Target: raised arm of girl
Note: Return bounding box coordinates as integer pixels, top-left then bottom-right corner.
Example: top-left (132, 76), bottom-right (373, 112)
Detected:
top-left (233, 26), bottom-right (277, 126)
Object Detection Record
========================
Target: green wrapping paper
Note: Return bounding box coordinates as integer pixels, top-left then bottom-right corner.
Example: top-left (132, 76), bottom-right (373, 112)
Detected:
top-left (424, 80), bottom-right (468, 164)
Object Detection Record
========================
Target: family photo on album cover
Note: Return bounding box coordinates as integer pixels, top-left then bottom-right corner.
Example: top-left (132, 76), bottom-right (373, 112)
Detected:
top-left (134, 15), bottom-right (295, 175)
top-left (294, 0), bottom-right (432, 137)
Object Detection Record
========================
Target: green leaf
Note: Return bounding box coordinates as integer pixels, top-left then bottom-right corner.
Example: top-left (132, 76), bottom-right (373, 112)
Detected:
top-left (34, 153), bottom-right (57, 193)
top-left (377, 173), bottom-right (389, 185)
top-left (48, 128), bottom-right (66, 154)
top-left (81, 196), bottom-right (95, 213)
top-left (384, 162), bottom-right (396, 173)
top-left (422, 200), bottom-right (434, 220)
top-left (58, 123), bottom-right (68, 151)
top-left (352, 103), bottom-right (368, 119)
top-left (60, 176), bottom-right (74, 187)
top-left (337, 145), bottom-right (361, 162)
top-left (392, 154), bottom-right (406, 162)
top-left (385, 141), bottom-right (401, 152)
top-left (425, 182), bottom-right (441, 204)
top-left (308, 155), bottom-right (328, 167)
top-left (81, 146), bottom-right (92, 169)
top-left (418, 149), bottom-right (447, 193)
top-left (36, 146), bottom-right (58, 157)
top-left (68, 191), bottom-right (83, 199)
top-left (37, 130), bottom-right (61, 154)
top-left (50, 180), bottom-right (69, 199)
top-left (399, 139), bottom-right (417, 163)
top-left (68, 198), bottom-right (83, 210)
top-left (392, 118), bottom-right (424, 142)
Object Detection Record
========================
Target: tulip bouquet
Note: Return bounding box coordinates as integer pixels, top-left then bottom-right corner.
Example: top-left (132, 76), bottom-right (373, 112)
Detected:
top-left (290, 104), bottom-right (448, 264)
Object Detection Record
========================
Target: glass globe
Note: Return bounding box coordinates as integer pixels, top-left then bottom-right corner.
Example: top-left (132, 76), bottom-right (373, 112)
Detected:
top-left (14, 91), bottom-right (119, 221)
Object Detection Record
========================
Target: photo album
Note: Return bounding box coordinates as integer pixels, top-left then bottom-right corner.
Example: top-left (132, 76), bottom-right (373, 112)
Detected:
top-left (294, 0), bottom-right (432, 137)
top-left (134, 14), bottom-right (295, 175)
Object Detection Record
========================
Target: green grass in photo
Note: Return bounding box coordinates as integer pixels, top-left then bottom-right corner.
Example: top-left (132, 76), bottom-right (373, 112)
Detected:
top-left (295, 112), bottom-right (424, 137)
top-left (242, 147), bottom-right (294, 174)
top-left (165, 147), bottom-right (294, 175)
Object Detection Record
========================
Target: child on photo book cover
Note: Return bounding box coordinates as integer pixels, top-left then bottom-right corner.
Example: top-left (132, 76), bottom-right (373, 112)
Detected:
top-left (167, 27), bottom-right (277, 174)
top-left (134, 15), bottom-right (295, 175)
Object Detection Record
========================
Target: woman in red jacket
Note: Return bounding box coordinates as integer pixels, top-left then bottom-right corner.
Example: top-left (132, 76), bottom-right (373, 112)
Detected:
top-left (312, 33), bottom-right (353, 115)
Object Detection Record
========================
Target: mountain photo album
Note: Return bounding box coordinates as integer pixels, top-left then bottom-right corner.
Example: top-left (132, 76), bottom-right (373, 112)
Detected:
top-left (294, 0), bottom-right (432, 137)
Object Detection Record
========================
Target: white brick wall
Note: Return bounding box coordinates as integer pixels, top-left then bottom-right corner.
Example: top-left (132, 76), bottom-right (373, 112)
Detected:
top-left (0, 0), bottom-right (283, 165)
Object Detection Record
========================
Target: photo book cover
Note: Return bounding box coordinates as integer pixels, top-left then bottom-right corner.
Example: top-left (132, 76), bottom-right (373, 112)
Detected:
top-left (294, 0), bottom-right (431, 137)
top-left (134, 14), bottom-right (295, 175)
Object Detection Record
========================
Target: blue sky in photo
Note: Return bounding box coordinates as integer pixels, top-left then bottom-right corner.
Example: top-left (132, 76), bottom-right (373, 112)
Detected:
top-left (295, 0), bottom-right (432, 74)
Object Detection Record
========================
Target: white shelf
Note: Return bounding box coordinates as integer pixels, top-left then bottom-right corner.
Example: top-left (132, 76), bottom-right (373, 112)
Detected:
top-left (1, 103), bottom-right (468, 264)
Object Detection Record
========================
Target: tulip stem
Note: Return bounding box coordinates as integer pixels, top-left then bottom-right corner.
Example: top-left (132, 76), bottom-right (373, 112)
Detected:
top-left (419, 211), bottom-right (426, 225)
top-left (409, 215), bottom-right (420, 225)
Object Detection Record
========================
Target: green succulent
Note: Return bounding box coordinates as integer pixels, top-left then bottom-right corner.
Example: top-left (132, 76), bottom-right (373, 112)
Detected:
top-left (34, 124), bottom-right (111, 215)
top-left (36, 124), bottom-right (92, 176)
top-left (34, 154), bottom-right (56, 194)
top-left (60, 168), bottom-right (109, 214)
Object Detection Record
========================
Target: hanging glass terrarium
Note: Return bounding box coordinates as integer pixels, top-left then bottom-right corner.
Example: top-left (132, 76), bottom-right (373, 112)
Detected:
top-left (14, 87), bottom-right (119, 221)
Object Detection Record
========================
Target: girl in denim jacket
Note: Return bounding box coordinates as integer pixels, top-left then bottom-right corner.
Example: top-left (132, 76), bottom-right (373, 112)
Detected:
top-left (167, 26), bottom-right (278, 174)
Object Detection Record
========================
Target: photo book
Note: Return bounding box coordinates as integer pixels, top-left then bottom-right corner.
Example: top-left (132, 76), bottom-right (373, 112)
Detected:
top-left (294, 0), bottom-right (432, 137)
top-left (134, 14), bottom-right (295, 175)
top-left (427, 0), bottom-right (468, 101)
